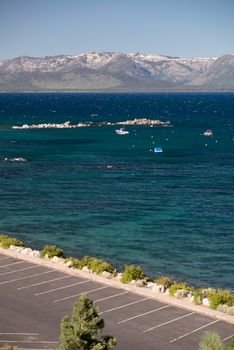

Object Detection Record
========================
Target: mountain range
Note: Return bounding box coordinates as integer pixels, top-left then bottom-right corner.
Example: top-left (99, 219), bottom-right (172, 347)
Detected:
top-left (0, 52), bottom-right (233, 91)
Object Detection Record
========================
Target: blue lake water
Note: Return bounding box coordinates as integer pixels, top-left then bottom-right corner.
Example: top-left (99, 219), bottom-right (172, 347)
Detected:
top-left (0, 92), bottom-right (233, 289)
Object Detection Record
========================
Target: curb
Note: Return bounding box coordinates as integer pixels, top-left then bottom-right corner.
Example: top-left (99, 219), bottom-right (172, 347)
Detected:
top-left (0, 247), bottom-right (233, 325)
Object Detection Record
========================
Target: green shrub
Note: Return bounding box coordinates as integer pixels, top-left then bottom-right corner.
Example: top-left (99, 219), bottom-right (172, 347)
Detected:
top-left (155, 276), bottom-right (174, 288)
top-left (169, 282), bottom-right (192, 296)
top-left (0, 235), bottom-right (24, 249)
top-left (121, 265), bottom-right (145, 284)
top-left (0, 235), bottom-right (9, 243)
top-left (65, 257), bottom-right (85, 269)
top-left (86, 257), bottom-right (114, 275)
top-left (67, 255), bottom-right (115, 275)
top-left (0, 345), bottom-right (19, 350)
top-left (199, 331), bottom-right (224, 350)
top-left (86, 257), bottom-right (99, 271)
top-left (95, 260), bottom-right (114, 274)
top-left (216, 304), bottom-right (229, 313)
top-left (226, 306), bottom-right (234, 316)
top-left (40, 244), bottom-right (64, 259)
top-left (193, 289), bottom-right (203, 305)
top-left (82, 255), bottom-right (92, 266)
top-left (226, 336), bottom-right (234, 350)
top-left (207, 289), bottom-right (234, 310)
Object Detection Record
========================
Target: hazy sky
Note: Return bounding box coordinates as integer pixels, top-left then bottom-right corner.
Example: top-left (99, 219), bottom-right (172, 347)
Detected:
top-left (0, 0), bottom-right (233, 59)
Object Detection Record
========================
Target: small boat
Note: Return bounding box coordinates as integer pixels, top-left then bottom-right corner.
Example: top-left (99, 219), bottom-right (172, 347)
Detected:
top-left (115, 128), bottom-right (129, 135)
top-left (204, 129), bottom-right (213, 136)
top-left (154, 147), bottom-right (163, 153)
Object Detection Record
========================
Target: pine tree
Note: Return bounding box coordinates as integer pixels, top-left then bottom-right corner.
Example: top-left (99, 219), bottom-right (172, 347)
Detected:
top-left (199, 331), bottom-right (224, 350)
top-left (226, 336), bottom-right (234, 350)
top-left (59, 294), bottom-right (117, 350)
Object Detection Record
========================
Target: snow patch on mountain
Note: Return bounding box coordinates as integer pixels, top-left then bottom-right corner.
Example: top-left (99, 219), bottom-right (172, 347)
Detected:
top-left (1, 52), bottom-right (217, 76)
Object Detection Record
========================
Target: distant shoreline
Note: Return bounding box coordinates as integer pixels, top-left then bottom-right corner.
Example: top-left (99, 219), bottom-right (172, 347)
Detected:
top-left (0, 90), bottom-right (234, 94)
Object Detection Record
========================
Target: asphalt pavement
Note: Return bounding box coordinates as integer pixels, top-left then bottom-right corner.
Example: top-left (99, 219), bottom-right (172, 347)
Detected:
top-left (0, 254), bottom-right (233, 350)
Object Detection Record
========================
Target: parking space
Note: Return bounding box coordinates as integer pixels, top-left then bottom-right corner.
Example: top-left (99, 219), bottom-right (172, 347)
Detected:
top-left (0, 262), bottom-right (44, 279)
top-left (100, 297), bottom-right (169, 321)
top-left (0, 253), bottom-right (233, 350)
top-left (0, 260), bottom-right (30, 272)
top-left (170, 320), bottom-right (234, 348)
top-left (25, 276), bottom-right (90, 295)
top-left (0, 332), bottom-right (58, 350)
top-left (0, 256), bottom-right (16, 261)
top-left (0, 265), bottom-right (57, 285)
top-left (0, 259), bottom-right (24, 268)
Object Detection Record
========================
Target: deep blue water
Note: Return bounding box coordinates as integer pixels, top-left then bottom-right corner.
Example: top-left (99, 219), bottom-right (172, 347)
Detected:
top-left (0, 92), bottom-right (233, 289)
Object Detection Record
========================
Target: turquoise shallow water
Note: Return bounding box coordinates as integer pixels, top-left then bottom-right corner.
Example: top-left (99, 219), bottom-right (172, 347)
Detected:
top-left (0, 92), bottom-right (233, 289)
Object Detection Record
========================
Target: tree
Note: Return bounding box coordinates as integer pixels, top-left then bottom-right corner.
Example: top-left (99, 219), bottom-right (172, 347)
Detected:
top-left (199, 331), bottom-right (224, 350)
top-left (226, 336), bottom-right (234, 350)
top-left (59, 294), bottom-right (117, 350)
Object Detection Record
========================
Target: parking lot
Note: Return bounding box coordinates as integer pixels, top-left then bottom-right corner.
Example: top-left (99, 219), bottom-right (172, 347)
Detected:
top-left (0, 253), bottom-right (233, 350)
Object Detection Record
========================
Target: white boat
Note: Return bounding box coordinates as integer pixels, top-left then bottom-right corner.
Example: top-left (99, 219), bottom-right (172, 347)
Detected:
top-left (115, 128), bottom-right (129, 135)
top-left (154, 147), bottom-right (163, 153)
top-left (204, 129), bottom-right (213, 136)
top-left (149, 147), bottom-right (163, 153)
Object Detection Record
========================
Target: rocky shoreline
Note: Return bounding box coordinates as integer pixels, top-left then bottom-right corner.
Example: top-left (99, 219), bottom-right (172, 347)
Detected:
top-left (0, 242), bottom-right (233, 325)
top-left (12, 118), bottom-right (171, 129)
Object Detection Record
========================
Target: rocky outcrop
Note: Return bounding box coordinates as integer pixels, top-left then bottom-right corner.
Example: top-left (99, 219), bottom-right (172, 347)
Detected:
top-left (10, 245), bottom-right (40, 258)
top-left (12, 118), bottom-right (171, 130)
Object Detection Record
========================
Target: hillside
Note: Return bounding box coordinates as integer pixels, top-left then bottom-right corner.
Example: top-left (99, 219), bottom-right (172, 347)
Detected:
top-left (0, 52), bottom-right (233, 91)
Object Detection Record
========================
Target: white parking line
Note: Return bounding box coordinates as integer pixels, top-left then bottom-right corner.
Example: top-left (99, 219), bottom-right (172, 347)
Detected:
top-left (0, 265), bottom-right (40, 276)
top-left (0, 333), bottom-right (38, 335)
top-left (0, 341), bottom-right (58, 344)
top-left (222, 334), bottom-right (234, 342)
top-left (0, 256), bottom-right (13, 261)
top-left (54, 285), bottom-right (109, 303)
top-left (34, 280), bottom-right (90, 296)
top-left (118, 304), bottom-right (171, 324)
top-left (19, 348), bottom-right (50, 350)
top-left (99, 298), bottom-right (149, 315)
top-left (18, 275), bottom-right (72, 290)
top-left (143, 312), bottom-right (196, 333)
top-left (169, 319), bottom-right (220, 343)
top-left (0, 261), bottom-right (25, 268)
top-left (94, 291), bottom-right (128, 303)
top-left (0, 270), bottom-right (55, 285)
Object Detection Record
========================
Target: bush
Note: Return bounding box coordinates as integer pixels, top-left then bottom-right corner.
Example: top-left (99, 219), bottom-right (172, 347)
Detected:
top-left (86, 257), bottom-right (114, 275)
top-left (226, 306), bottom-right (234, 316)
top-left (82, 255), bottom-right (92, 266)
top-left (193, 289), bottom-right (203, 305)
top-left (0, 234), bottom-right (24, 249)
top-left (66, 255), bottom-right (115, 275)
top-left (65, 257), bottom-right (85, 269)
top-left (207, 289), bottom-right (234, 310)
top-left (169, 282), bottom-right (192, 296)
top-left (216, 304), bottom-right (234, 315)
top-left (95, 260), bottom-right (114, 274)
top-left (41, 244), bottom-right (64, 259)
top-left (0, 346), bottom-right (19, 350)
top-left (216, 304), bottom-right (229, 313)
top-left (199, 331), bottom-right (224, 350)
top-left (121, 265), bottom-right (145, 284)
top-left (86, 257), bottom-right (101, 271)
top-left (155, 276), bottom-right (174, 288)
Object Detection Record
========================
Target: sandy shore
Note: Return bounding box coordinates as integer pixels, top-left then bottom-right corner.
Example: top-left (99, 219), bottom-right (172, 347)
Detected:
top-left (0, 246), bottom-right (233, 325)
